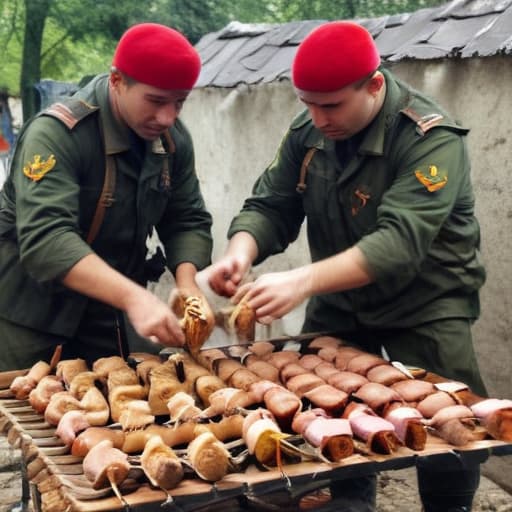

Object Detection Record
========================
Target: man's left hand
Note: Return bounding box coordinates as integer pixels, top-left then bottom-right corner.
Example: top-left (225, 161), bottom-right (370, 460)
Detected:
top-left (232, 267), bottom-right (312, 324)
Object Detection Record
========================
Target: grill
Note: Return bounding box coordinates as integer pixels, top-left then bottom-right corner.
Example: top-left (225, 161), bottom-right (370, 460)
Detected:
top-left (1, 354), bottom-right (511, 512)
top-left (1, 387), bottom-right (511, 511)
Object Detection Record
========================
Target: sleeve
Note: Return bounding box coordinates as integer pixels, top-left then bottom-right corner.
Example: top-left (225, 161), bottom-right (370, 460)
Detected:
top-left (227, 129), bottom-right (307, 264)
top-left (156, 122), bottom-right (213, 273)
top-left (357, 127), bottom-right (472, 283)
top-left (12, 117), bottom-right (93, 282)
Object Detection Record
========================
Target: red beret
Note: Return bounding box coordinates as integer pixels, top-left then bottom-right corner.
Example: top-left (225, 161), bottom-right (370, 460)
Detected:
top-left (292, 21), bottom-right (381, 92)
top-left (113, 23), bottom-right (201, 90)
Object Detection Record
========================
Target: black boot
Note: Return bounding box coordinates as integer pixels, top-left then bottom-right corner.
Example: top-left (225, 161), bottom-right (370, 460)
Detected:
top-left (417, 465), bottom-right (480, 512)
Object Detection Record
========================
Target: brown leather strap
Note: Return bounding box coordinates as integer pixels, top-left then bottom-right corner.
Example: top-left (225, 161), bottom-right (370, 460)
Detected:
top-left (161, 130), bottom-right (176, 154)
top-left (86, 154), bottom-right (116, 244)
top-left (296, 147), bottom-right (317, 193)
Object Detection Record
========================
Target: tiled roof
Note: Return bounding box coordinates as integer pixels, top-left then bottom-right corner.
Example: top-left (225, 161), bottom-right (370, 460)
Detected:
top-left (195, 0), bottom-right (512, 88)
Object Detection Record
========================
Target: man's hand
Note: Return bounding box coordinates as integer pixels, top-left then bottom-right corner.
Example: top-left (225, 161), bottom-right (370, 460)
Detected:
top-left (125, 287), bottom-right (185, 347)
top-left (233, 267), bottom-right (313, 324)
top-left (207, 255), bottom-right (251, 297)
top-left (206, 232), bottom-right (258, 297)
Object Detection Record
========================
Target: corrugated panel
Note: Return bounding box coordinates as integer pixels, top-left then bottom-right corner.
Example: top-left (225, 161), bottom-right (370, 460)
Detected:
top-left (195, 30), bottom-right (222, 53)
top-left (374, 7), bottom-right (440, 57)
top-left (449, 0), bottom-right (512, 18)
top-left (218, 21), bottom-right (275, 39)
top-left (461, 8), bottom-right (512, 56)
top-left (424, 14), bottom-right (498, 54)
top-left (385, 12), bottom-right (411, 27)
top-left (196, 37), bottom-right (251, 87)
top-left (385, 22), bottom-right (442, 59)
top-left (266, 21), bottom-right (311, 46)
top-left (257, 46), bottom-right (297, 83)
top-left (358, 16), bottom-right (389, 38)
top-left (241, 45), bottom-right (282, 72)
top-left (195, 0), bottom-right (512, 88)
top-left (198, 38), bottom-right (230, 66)
top-left (387, 44), bottom-right (455, 61)
top-left (288, 20), bottom-right (326, 44)
top-left (212, 37), bottom-right (281, 87)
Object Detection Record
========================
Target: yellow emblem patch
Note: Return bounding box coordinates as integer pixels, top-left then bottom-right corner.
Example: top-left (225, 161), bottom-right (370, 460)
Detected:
top-left (23, 154), bottom-right (56, 182)
top-left (414, 165), bottom-right (447, 192)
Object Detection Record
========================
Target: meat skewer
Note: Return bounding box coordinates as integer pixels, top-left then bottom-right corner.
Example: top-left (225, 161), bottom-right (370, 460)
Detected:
top-left (187, 428), bottom-right (231, 482)
top-left (10, 361), bottom-right (53, 400)
top-left (343, 402), bottom-right (401, 454)
top-left (140, 434), bottom-right (184, 492)
top-left (470, 398), bottom-right (512, 441)
top-left (82, 439), bottom-right (131, 508)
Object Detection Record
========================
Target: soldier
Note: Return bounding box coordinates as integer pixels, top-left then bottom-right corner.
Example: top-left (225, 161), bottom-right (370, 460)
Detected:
top-left (0, 23), bottom-right (213, 369)
top-left (207, 21), bottom-right (487, 512)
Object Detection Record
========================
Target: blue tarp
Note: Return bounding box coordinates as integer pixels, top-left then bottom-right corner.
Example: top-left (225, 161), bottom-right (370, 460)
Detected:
top-left (34, 79), bottom-right (79, 111)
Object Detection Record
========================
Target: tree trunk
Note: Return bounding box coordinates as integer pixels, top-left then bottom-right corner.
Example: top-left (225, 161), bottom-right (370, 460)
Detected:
top-left (20, 0), bottom-right (52, 122)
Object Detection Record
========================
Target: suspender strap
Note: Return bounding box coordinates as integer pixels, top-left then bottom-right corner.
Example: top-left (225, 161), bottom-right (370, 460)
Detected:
top-left (161, 130), bottom-right (176, 154)
top-left (296, 147), bottom-right (317, 193)
top-left (86, 154), bottom-right (116, 244)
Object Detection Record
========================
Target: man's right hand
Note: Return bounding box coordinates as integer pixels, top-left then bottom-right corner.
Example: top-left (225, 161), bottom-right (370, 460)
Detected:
top-left (62, 253), bottom-right (186, 347)
top-left (125, 287), bottom-right (185, 347)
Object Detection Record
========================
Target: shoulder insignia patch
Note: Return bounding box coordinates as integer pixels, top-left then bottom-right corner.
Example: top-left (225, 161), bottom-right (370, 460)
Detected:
top-left (414, 165), bottom-right (447, 192)
top-left (23, 154), bottom-right (56, 182)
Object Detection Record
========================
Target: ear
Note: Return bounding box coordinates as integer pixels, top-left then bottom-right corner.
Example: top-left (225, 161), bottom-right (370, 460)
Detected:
top-left (109, 69), bottom-right (123, 89)
top-left (367, 72), bottom-right (385, 95)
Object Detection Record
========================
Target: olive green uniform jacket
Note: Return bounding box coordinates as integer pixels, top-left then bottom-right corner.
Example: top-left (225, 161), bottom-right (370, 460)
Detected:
top-left (229, 69), bottom-right (485, 333)
top-left (0, 74), bottom-right (212, 338)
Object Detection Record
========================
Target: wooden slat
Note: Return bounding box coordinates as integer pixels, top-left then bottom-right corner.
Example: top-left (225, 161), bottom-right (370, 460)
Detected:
top-left (0, 369), bottom-right (29, 389)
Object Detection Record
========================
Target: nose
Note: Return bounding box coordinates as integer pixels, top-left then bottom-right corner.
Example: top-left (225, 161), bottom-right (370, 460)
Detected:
top-left (156, 103), bottom-right (179, 127)
top-left (309, 105), bottom-right (329, 129)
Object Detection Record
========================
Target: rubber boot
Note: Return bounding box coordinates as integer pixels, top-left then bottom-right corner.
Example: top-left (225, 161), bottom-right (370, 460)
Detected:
top-left (417, 465), bottom-right (480, 512)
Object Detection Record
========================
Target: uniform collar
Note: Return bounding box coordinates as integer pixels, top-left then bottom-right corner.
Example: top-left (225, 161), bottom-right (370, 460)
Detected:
top-left (358, 68), bottom-right (405, 156)
top-left (93, 75), bottom-right (132, 155)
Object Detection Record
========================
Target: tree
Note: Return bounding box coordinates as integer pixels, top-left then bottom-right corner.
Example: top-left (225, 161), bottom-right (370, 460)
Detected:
top-left (17, 0), bottom-right (146, 120)
top-left (20, 0), bottom-right (51, 121)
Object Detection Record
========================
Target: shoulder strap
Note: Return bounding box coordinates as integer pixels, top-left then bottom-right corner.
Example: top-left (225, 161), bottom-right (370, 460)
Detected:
top-left (42, 99), bottom-right (98, 129)
top-left (296, 147), bottom-right (317, 193)
top-left (400, 107), bottom-right (444, 136)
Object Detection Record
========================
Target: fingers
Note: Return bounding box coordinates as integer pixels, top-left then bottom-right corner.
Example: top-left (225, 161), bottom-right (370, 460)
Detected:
top-left (207, 258), bottom-right (250, 297)
top-left (231, 282), bottom-right (253, 304)
top-left (137, 311), bottom-right (185, 348)
top-left (207, 261), bottom-right (232, 295)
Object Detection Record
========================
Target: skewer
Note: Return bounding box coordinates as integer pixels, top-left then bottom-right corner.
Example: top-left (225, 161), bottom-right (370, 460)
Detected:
top-left (107, 468), bottom-right (131, 511)
top-left (161, 490), bottom-right (185, 511)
